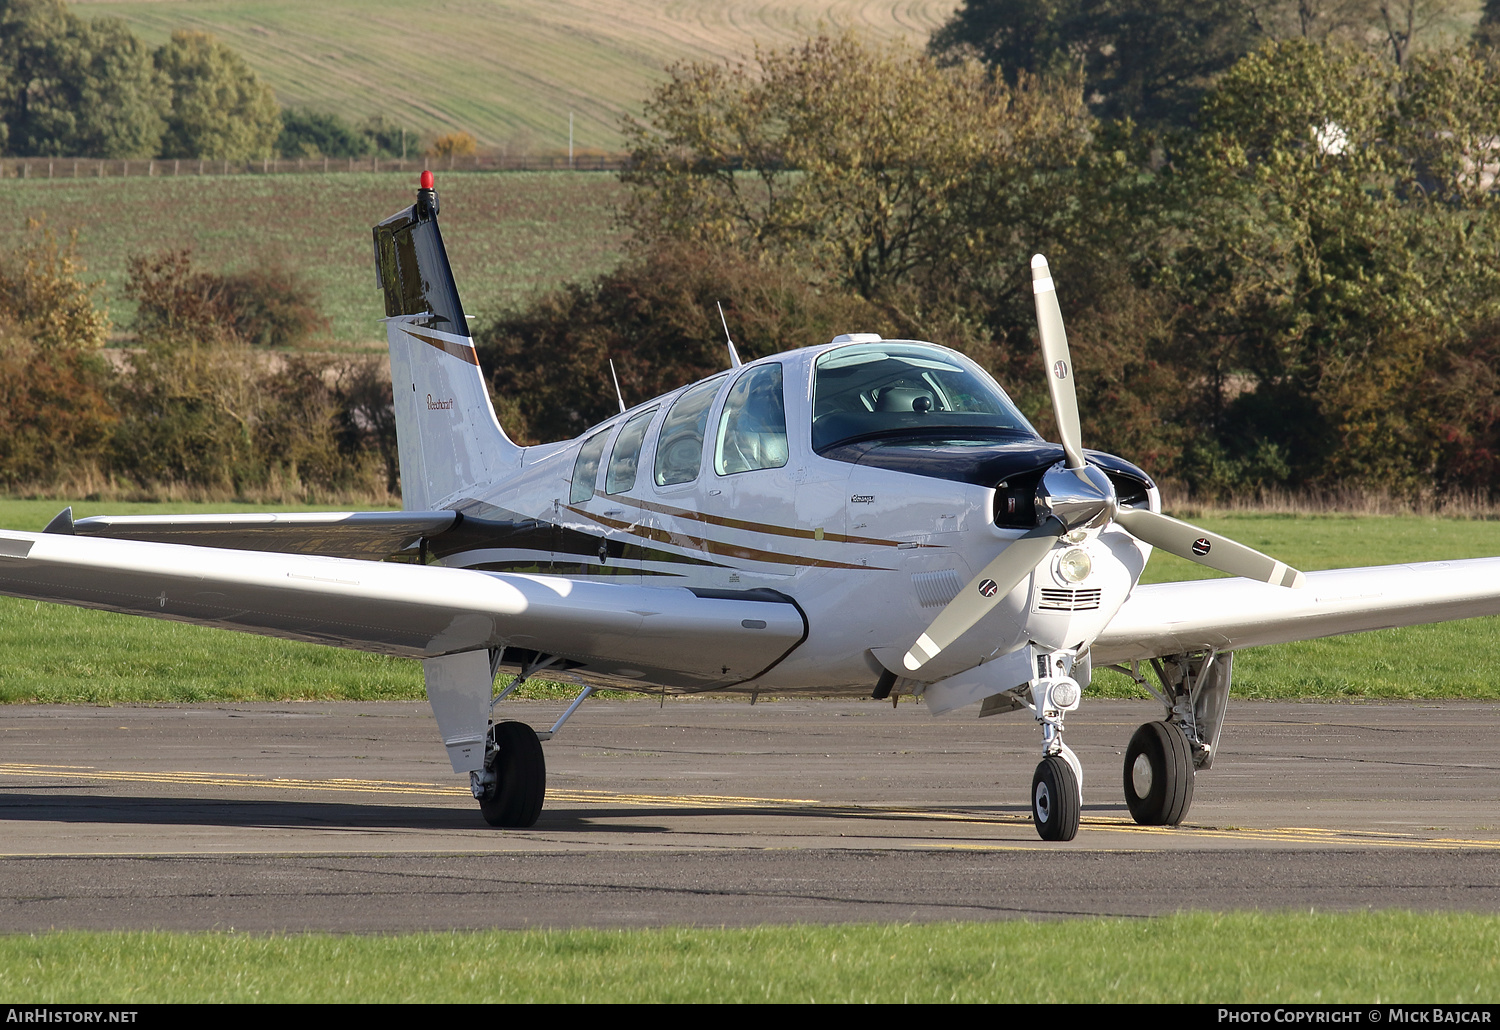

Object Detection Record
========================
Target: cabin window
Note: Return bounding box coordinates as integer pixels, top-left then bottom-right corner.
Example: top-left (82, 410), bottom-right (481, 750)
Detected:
top-left (606, 407), bottom-right (657, 494)
top-left (715, 364), bottom-right (787, 475)
top-left (653, 377), bottom-right (725, 487)
top-left (569, 428), bottom-right (611, 504)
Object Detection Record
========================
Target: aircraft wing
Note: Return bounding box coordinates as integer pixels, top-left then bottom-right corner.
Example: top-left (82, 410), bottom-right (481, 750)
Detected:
top-left (54, 508), bottom-right (457, 561)
top-left (0, 530), bottom-right (805, 690)
top-left (1092, 557), bottom-right (1500, 664)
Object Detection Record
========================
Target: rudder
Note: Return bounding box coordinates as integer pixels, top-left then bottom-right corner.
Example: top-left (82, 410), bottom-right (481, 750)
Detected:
top-left (373, 172), bottom-right (520, 510)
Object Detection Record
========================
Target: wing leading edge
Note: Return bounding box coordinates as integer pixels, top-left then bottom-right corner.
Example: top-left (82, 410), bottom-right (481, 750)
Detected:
top-left (0, 530), bottom-right (805, 690)
top-left (1093, 557), bottom-right (1500, 664)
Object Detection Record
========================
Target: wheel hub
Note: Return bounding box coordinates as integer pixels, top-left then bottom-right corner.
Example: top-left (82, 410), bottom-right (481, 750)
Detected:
top-left (1034, 781), bottom-right (1052, 822)
top-left (1131, 753), bottom-right (1153, 798)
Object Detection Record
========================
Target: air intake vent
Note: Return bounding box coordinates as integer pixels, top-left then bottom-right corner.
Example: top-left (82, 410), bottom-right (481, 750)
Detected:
top-left (912, 569), bottom-right (964, 608)
top-left (1036, 588), bottom-right (1102, 612)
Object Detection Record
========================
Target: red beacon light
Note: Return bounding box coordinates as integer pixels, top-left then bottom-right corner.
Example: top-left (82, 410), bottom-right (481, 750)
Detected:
top-left (420, 170), bottom-right (434, 190)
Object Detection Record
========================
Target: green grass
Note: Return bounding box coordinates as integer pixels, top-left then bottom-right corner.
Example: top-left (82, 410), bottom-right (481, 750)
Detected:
top-left (4, 503), bottom-right (1500, 703)
top-left (0, 499), bottom-right (422, 702)
top-left (2, 912), bottom-right (1497, 1002)
top-left (0, 171), bottom-right (627, 344)
top-left (70, 1), bottom-right (955, 152)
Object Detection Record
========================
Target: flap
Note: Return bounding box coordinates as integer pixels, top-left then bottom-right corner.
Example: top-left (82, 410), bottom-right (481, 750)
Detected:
top-left (69, 510), bottom-right (459, 560)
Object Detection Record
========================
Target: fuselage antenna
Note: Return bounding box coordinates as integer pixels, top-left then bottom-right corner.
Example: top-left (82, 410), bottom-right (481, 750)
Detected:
top-left (609, 359), bottom-right (626, 414)
top-left (717, 302), bottom-right (743, 369)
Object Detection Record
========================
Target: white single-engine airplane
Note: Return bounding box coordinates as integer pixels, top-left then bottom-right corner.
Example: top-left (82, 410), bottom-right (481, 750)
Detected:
top-left (5, 172), bottom-right (1500, 841)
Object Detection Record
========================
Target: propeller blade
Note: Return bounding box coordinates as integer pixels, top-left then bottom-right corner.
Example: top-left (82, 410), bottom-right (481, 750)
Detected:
top-left (1114, 507), bottom-right (1306, 589)
top-left (903, 519), bottom-right (1066, 672)
top-left (1032, 255), bottom-right (1086, 471)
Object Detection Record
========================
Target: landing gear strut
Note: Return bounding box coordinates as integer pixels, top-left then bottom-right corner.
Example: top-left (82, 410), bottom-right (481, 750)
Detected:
top-left (474, 721), bottom-right (546, 827)
top-left (1027, 651), bottom-right (1084, 842)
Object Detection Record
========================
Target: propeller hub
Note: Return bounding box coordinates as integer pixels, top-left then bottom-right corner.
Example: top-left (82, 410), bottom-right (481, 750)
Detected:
top-left (1036, 462), bottom-right (1116, 532)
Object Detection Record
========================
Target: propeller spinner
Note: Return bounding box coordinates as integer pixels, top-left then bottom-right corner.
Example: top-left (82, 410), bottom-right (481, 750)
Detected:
top-left (901, 256), bottom-right (1305, 673)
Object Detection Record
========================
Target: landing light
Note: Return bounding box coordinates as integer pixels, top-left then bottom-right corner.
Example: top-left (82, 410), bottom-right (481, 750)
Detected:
top-left (1050, 681), bottom-right (1080, 708)
top-left (1058, 548), bottom-right (1092, 583)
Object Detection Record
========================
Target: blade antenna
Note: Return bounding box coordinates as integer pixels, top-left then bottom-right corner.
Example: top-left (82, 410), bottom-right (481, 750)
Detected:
top-left (608, 359), bottom-right (626, 414)
top-left (717, 302), bottom-right (742, 369)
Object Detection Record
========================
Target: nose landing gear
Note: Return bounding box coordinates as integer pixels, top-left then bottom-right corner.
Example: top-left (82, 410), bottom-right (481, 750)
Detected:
top-left (1032, 753), bottom-right (1080, 841)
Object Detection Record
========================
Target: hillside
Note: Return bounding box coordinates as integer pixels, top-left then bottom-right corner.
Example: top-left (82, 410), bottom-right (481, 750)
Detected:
top-left (70, 1), bottom-right (957, 152)
top-left (0, 172), bottom-right (628, 345)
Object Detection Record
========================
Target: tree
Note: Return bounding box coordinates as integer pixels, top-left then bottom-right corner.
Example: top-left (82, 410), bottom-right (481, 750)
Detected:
top-left (930, 0), bottom-right (1264, 129)
top-left (1161, 41), bottom-right (1500, 493)
top-left (426, 131), bottom-right (476, 159)
top-left (0, 0), bottom-right (166, 158)
top-left (624, 35), bottom-right (1091, 304)
top-left (1376, 0), bottom-right (1466, 67)
top-left (0, 215), bottom-right (114, 486)
top-left (277, 108), bottom-right (369, 159)
top-left (359, 115), bottom-right (410, 158)
top-left (1477, 0), bottom-right (1500, 49)
top-left (155, 30), bottom-right (280, 161)
top-left (0, 216), bottom-right (109, 351)
top-left (1240, 0), bottom-right (1383, 44)
top-left (126, 249), bottom-right (326, 349)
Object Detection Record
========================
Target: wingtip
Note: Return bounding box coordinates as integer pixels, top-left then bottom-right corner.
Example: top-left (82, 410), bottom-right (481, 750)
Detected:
top-left (42, 506), bottom-right (74, 535)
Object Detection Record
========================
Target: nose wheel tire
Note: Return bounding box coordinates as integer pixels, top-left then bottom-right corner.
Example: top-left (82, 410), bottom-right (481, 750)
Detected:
top-left (478, 721), bottom-right (546, 828)
top-left (1123, 720), bottom-right (1195, 826)
top-left (1031, 754), bottom-right (1081, 841)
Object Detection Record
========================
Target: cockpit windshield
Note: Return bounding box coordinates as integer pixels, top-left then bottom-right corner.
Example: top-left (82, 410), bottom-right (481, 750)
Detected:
top-left (811, 342), bottom-right (1037, 453)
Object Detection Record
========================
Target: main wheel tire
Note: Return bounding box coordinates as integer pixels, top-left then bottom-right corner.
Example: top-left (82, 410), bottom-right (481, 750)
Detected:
top-left (478, 721), bottom-right (546, 828)
top-left (1123, 721), bottom-right (1195, 826)
top-left (1031, 754), bottom-right (1081, 842)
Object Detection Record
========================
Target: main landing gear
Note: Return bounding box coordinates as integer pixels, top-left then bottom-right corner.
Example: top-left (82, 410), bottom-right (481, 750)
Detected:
top-left (1109, 651), bottom-right (1234, 830)
top-left (468, 661), bottom-right (596, 828)
top-left (1123, 720), bottom-right (1194, 825)
top-left (474, 721), bottom-right (546, 828)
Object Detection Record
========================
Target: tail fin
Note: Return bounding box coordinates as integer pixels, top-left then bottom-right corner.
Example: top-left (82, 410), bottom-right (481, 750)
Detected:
top-left (373, 172), bottom-right (520, 511)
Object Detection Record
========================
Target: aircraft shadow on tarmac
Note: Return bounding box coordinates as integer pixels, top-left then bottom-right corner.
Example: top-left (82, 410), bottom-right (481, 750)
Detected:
top-left (0, 791), bottom-right (1130, 835)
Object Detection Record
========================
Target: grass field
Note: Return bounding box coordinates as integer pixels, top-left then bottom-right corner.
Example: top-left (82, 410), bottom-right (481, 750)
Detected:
top-left (0, 171), bottom-right (627, 345)
top-left (3, 912), bottom-right (1497, 1002)
top-left (70, 1), bottom-right (956, 152)
top-left (2, 501), bottom-right (1500, 703)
